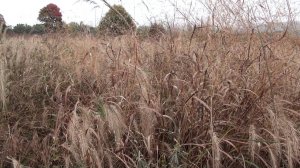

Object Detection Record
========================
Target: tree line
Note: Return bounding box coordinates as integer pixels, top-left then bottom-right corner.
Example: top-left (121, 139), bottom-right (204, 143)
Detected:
top-left (0, 3), bottom-right (166, 38)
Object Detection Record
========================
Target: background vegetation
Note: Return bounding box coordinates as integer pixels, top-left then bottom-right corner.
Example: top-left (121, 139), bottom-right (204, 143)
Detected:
top-left (98, 4), bottom-right (136, 36)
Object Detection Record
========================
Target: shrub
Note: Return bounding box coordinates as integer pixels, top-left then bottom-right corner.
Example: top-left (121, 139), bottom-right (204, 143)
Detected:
top-left (31, 24), bottom-right (46, 35)
top-left (136, 25), bottom-right (150, 39)
top-left (98, 5), bottom-right (136, 36)
top-left (66, 22), bottom-right (81, 34)
top-left (149, 22), bottom-right (166, 39)
top-left (65, 22), bottom-right (95, 36)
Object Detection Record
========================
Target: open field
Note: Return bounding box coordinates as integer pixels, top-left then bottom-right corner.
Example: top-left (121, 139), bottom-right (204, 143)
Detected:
top-left (0, 30), bottom-right (300, 167)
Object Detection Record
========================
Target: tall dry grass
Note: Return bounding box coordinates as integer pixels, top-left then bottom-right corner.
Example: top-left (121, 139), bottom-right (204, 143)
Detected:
top-left (0, 1), bottom-right (299, 167)
top-left (0, 24), bottom-right (299, 167)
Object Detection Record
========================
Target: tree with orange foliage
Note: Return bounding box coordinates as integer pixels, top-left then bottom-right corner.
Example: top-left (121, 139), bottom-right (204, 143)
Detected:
top-left (38, 3), bottom-right (62, 32)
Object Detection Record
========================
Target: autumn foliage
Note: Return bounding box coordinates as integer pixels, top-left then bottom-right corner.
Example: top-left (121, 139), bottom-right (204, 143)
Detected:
top-left (38, 3), bottom-right (62, 32)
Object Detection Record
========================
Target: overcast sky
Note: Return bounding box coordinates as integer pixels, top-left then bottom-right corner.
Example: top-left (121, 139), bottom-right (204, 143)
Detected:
top-left (0, 0), bottom-right (198, 27)
top-left (0, 0), bottom-right (299, 27)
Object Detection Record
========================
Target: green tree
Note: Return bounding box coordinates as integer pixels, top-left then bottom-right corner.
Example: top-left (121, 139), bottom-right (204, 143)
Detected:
top-left (98, 5), bottom-right (135, 36)
top-left (13, 24), bottom-right (32, 34)
top-left (38, 3), bottom-right (63, 32)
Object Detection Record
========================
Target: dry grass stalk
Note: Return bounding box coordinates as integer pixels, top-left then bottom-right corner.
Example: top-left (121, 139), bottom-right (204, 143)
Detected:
top-left (249, 124), bottom-right (258, 162)
top-left (212, 132), bottom-right (221, 168)
top-left (0, 59), bottom-right (7, 112)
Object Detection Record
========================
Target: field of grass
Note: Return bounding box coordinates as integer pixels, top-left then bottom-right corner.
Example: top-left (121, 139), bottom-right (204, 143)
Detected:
top-left (0, 28), bottom-right (300, 167)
